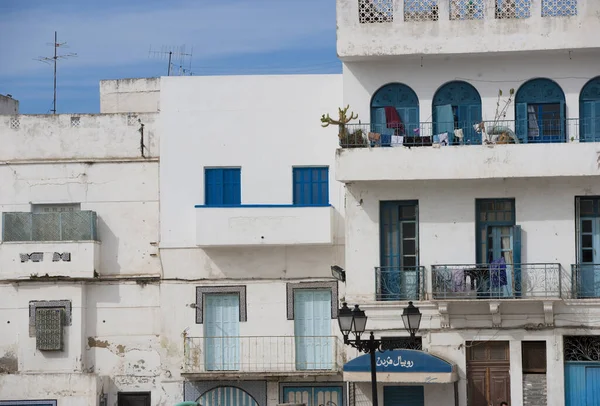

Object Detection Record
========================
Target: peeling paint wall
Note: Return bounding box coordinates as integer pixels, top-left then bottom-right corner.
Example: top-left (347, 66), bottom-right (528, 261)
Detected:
top-left (0, 95), bottom-right (18, 114)
top-left (337, 0), bottom-right (600, 58)
top-left (100, 78), bottom-right (161, 113)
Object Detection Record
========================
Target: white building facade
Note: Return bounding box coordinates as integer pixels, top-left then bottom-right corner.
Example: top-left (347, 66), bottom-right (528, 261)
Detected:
top-left (336, 1), bottom-right (600, 406)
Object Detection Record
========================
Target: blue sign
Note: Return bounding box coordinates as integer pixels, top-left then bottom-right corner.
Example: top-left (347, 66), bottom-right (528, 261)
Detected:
top-left (343, 349), bottom-right (453, 374)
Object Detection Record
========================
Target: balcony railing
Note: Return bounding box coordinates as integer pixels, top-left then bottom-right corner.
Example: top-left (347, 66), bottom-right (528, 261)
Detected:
top-left (183, 336), bottom-right (343, 374)
top-left (571, 264), bottom-right (600, 299)
top-left (431, 263), bottom-right (562, 299)
top-left (341, 118), bottom-right (590, 148)
top-left (2, 211), bottom-right (98, 242)
top-left (375, 266), bottom-right (425, 301)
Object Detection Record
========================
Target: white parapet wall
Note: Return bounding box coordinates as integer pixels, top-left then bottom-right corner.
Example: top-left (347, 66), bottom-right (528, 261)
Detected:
top-left (100, 78), bottom-right (161, 113)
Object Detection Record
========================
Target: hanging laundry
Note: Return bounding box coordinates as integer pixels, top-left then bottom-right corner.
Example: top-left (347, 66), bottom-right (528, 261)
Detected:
top-left (384, 106), bottom-right (405, 135)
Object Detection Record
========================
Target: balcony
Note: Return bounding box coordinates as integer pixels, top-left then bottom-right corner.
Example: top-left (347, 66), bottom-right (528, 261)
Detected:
top-left (338, 0), bottom-right (598, 59)
top-left (195, 205), bottom-right (334, 247)
top-left (336, 119), bottom-right (600, 182)
top-left (571, 264), bottom-right (600, 299)
top-left (182, 336), bottom-right (344, 378)
top-left (431, 263), bottom-right (562, 299)
top-left (375, 266), bottom-right (425, 301)
top-left (0, 211), bottom-right (100, 279)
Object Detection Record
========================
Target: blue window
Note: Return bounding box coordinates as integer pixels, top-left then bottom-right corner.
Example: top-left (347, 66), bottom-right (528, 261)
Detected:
top-left (432, 81), bottom-right (482, 145)
top-left (204, 168), bottom-right (241, 206)
top-left (580, 76), bottom-right (600, 143)
top-left (293, 167), bottom-right (329, 206)
top-left (515, 78), bottom-right (566, 143)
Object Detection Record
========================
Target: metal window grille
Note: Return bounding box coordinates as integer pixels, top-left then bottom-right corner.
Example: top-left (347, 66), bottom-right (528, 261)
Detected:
top-left (542, 0), bottom-right (576, 16)
top-left (9, 117), bottom-right (20, 130)
top-left (495, 0), bottom-right (531, 19)
top-left (450, 0), bottom-right (484, 20)
top-left (404, 0), bottom-right (439, 22)
top-left (2, 211), bottom-right (98, 242)
top-left (35, 308), bottom-right (64, 351)
top-left (358, 0), bottom-right (393, 23)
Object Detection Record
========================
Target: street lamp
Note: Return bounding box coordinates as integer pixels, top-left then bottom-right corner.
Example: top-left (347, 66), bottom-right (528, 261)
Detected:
top-left (338, 301), bottom-right (422, 406)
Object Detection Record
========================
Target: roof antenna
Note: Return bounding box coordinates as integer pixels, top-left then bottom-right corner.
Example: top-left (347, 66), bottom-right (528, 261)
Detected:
top-left (35, 31), bottom-right (77, 114)
top-left (149, 45), bottom-right (194, 76)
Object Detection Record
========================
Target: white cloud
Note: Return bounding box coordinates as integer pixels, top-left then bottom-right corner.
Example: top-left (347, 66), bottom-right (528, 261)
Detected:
top-left (0, 0), bottom-right (335, 77)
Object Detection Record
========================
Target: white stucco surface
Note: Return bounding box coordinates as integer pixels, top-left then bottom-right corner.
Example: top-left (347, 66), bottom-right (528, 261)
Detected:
top-left (196, 206), bottom-right (334, 246)
top-left (337, 0), bottom-right (600, 58)
top-left (100, 78), bottom-right (160, 113)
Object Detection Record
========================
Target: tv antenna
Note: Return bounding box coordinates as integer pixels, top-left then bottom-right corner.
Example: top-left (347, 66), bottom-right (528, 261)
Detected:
top-left (148, 45), bottom-right (194, 76)
top-left (35, 31), bottom-right (77, 114)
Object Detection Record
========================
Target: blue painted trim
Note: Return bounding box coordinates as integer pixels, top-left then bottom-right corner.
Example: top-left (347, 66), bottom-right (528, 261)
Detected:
top-left (195, 204), bottom-right (332, 208)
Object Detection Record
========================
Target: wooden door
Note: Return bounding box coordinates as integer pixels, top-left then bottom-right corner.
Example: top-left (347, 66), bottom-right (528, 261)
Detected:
top-left (467, 341), bottom-right (510, 406)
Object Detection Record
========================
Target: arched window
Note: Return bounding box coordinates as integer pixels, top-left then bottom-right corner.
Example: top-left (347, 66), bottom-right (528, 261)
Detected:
top-left (580, 77), bottom-right (600, 143)
top-left (371, 83), bottom-right (419, 146)
top-left (515, 78), bottom-right (566, 143)
top-left (198, 386), bottom-right (259, 406)
top-left (432, 81), bottom-right (482, 145)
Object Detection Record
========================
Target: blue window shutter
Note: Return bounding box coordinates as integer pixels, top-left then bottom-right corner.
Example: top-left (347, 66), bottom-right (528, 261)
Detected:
top-left (205, 168), bottom-right (240, 206)
top-left (560, 100), bottom-right (566, 142)
top-left (465, 104), bottom-right (482, 145)
top-left (516, 102), bottom-right (528, 143)
top-left (373, 107), bottom-right (387, 134)
top-left (406, 106), bottom-right (419, 135)
top-left (581, 101), bottom-right (593, 142)
top-left (594, 101), bottom-right (600, 142)
top-left (435, 104), bottom-right (454, 137)
top-left (293, 167), bottom-right (329, 206)
top-left (205, 168), bottom-right (223, 206)
top-left (513, 225), bottom-right (522, 297)
top-left (223, 168), bottom-right (241, 205)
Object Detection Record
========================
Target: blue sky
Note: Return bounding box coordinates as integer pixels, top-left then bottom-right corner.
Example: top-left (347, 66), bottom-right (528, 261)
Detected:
top-left (0, 0), bottom-right (340, 114)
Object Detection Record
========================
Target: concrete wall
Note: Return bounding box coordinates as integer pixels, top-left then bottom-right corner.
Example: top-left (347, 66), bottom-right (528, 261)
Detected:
top-left (100, 78), bottom-right (161, 114)
top-left (337, 0), bottom-right (600, 58)
top-left (159, 74), bottom-right (345, 280)
top-left (0, 113), bottom-right (158, 161)
top-left (0, 94), bottom-right (18, 115)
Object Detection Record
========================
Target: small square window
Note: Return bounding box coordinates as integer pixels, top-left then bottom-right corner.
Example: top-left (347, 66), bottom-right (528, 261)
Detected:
top-left (293, 167), bottom-right (329, 206)
top-left (205, 168), bottom-right (241, 206)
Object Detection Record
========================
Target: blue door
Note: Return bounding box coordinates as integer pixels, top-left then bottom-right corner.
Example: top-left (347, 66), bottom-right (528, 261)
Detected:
top-left (515, 78), bottom-right (566, 143)
top-left (205, 294), bottom-right (240, 371)
top-left (294, 289), bottom-right (332, 370)
top-left (383, 386), bottom-right (424, 406)
top-left (579, 217), bottom-right (600, 298)
top-left (199, 387), bottom-right (258, 406)
top-left (581, 101), bottom-right (600, 142)
top-left (380, 201), bottom-right (419, 301)
top-left (283, 386), bottom-right (343, 406)
top-left (565, 362), bottom-right (600, 406)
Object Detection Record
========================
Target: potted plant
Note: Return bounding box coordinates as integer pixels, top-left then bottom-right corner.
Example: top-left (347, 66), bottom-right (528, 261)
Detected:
top-left (320, 105), bottom-right (367, 148)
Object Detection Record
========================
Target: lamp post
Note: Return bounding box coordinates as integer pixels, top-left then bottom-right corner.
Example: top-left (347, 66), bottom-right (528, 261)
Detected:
top-left (338, 301), bottom-right (422, 406)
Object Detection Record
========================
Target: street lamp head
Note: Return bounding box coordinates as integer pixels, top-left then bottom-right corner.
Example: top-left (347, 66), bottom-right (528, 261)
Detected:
top-left (401, 301), bottom-right (422, 338)
top-left (352, 304), bottom-right (368, 336)
top-left (337, 302), bottom-right (354, 336)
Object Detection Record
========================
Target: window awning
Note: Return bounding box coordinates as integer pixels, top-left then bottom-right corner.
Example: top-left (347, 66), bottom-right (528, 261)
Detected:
top-left (343, 349), bottom-right (458, 384)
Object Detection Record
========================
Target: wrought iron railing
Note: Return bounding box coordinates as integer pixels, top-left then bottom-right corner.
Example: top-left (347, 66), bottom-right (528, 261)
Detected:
top-left (375, 266), bottom-right (425, 301)
top-left (183, 335), bottom-right (343, 373)
top-left (341, 118), bottom-right (587, 148)
top-left (2, 211), bottom-right (98, 242)
top-left (431, 263), bottom-right (562, 299)
top-left (571, 264), bottom-right (600, 299)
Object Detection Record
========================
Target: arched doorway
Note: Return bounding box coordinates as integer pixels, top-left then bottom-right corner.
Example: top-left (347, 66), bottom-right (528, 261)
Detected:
top-left (515, 78), bottom-right (566, 143)
top-left (432, 81), bottom-right (482, 145)
top-left (580, 76), bottom-right (600, 142)
top-left (198, 386), bottom-right (259, 406)
top-left (370, 83), bottom-right (419, 146)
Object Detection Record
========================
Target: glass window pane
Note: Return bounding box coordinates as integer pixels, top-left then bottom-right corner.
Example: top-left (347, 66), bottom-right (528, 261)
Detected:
top-left (403, 256), bottom-right (417, 267)
top-left (583, 250), bottom-right (594, 263)
top-left (580, 200), bottom-right (594, 215)
top-left (401, 205), bottom-right (416, 219)
top-left (582, 220), bottom-right (593, 233)
top-left (402, 222), bottom-right (416, 238)
top-left (487, 212), bottom-right (496, 222)
top-left (403, 239), bottom-right (416, 255)
top-left (582, 234), bottom-right (593, 248)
